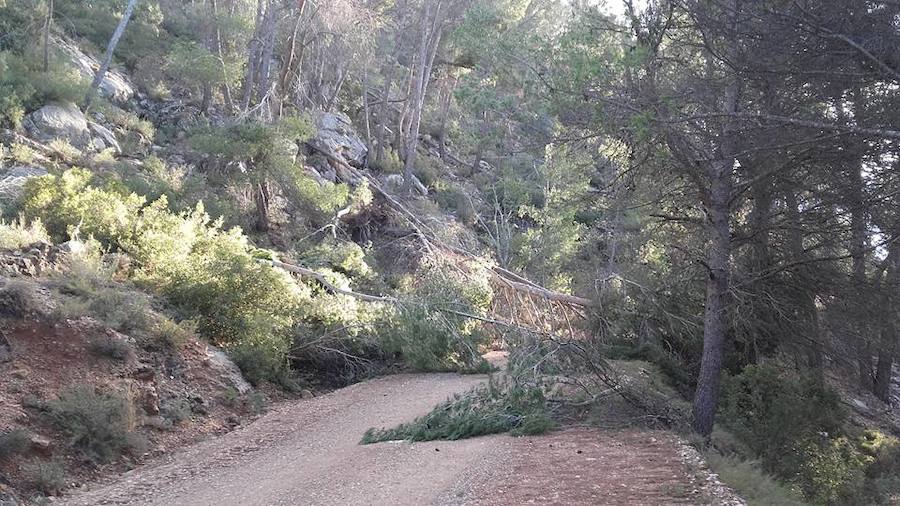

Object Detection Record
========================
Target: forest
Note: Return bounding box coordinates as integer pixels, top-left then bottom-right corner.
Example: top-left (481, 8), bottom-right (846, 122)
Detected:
top-left (1, 0), bottom-right (900, 504)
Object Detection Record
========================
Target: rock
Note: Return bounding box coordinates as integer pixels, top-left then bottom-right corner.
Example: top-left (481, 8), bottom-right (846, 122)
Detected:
top-left (300, 389), bottom-right (315, 399)
top-left (132, 364), bottom-right (156, 381)
top-left (23, 103), bottom-right (91, 148)
top-left (88, 121), bottom-right (121, 154)
top-left (10, 366), bottom-right (30, 379)
top-left (140, 385), bottom-right (160, 416)
top-left (307, 112), bottom-right (367, 168)
top-left (851, 398), bottom-right (869, 411)
top-left (382, 173), bottom-right (427, 196)
top-left (54, 37), bottom-right (134, 104)
top-left (57, 240), bottom-right (86, 256)
top-left (29, 434), bottom-right (52, 456)
top-left (0, 166), bottom-right (48, 207)
top-left (0, 484), bottom-right (20, 506)
top-left (0, 332), bottom-right (11, 363)
top-left (206, 345), bottom-right (252, 394)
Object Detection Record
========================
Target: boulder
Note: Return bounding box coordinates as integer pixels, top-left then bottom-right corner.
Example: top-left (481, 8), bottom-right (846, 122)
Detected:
top-left (23, 103), bottom-right (91, 148)
top-left (206, 345), bottom-right (252, 394)
top-left (54, 37), bottom-right (134, 104)
top-left (88, 121), bottom-right (121, 154)
top-left (0, 166), bottom-right (48, 207)
top-left (307, 112), bottom-right (367, 168)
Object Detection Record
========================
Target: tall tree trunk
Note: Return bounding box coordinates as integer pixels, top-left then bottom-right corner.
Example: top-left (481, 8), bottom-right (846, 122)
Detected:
top-left (256, 0), bottom-right (278, 118)
top-left (43, 0), bottom-right (53, 72)
top-left (362, 61), bottom-right (372, 169)
top-left (241, 0), bottom-right (265, 112)
top-left (276, 0), bottom-right (307, 119)
top-left (437, 74), bottom-right (457, 161)
top-left (785, 190), bottom-right (825, 372)
top-left (403, 0), bottom-right (444, 190)
top-left (84, 0), bottom-right (138, 109)
top-left (849, 162), bottom-right (874, 390)
top-left (254, 180), bottom-right (271, 232)
top-left (874, 241), bottom-right (899, 402)
top-left (692, 156), bottom-right (734, 436)
top-left (209, 0), bottom-right (235, 114)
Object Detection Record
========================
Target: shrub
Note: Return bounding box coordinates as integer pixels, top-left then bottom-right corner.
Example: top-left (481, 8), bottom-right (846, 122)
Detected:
top-left (0, 429), bottom-right (30, 460)
top-left (0, 50), bottom-right (88, 129)
top-left (0, 278), bottom-right (40, 317)
top-left (160, 398), bottom-right (192, 425)
top-left (0, 218), bottom-right (50, 249)
top-left (300, 238), bottom-right (372, 278)
top-left (719, 364), bottom-right (874, 504)
top-left (8, 142), bottom-right (35, 164)
top-left (796, 436), bottom-right (869, 504)
top-left (87, 334), bottom-right (133, 360)
top-left (38, 385), bottom-right (144, 463)
top-left (126, 200), bottom-right (306, 382)
top-left (361, 376), bottom-right (553, 443)
top-left (22, 168), bottom-right (145, 245)
top-left (379, 257), bottom-right (493, 371)
top-left (703, 451), bottom-right (806, 506)
top-left (23, 459), bottom-right (66, 495)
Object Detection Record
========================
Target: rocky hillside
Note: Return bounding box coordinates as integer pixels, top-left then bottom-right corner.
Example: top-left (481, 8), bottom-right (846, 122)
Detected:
top-left (0, 26), bottom-right (501, 503)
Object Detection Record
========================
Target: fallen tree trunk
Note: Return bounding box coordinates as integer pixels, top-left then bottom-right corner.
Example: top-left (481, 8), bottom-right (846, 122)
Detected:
top-left (303, 145), bottom-right (595, 308)
top-left (264, 259), bottom-right (396, 303)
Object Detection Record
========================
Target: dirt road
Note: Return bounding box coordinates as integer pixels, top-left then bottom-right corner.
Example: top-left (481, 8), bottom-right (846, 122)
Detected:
top-left (61, 373), bottom-right (730, 506)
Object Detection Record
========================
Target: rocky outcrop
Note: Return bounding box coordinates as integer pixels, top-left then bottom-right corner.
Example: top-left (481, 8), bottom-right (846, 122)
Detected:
top-left (55, 37), bottom-right (134, 104)
top-left (206, 346), bottom-right (252, 394)
top-left (0, 242), bottom-right (64, 277)
top-left (88, 121), bottom-right (121, 153)
top-left (22, 102), bottom-right (91, 148)
top-left (307, 112), bottom-right (367, 168)
top-left (0, 166), bottom-right (48, 207)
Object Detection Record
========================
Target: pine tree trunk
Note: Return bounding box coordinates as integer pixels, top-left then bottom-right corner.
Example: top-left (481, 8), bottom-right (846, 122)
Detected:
top-left (692, 159), bottom-right (733, 436)
top-left (84, 0), bottom-right (138, 108)
top-left (874, 242), bottom-right (899, 402)
top-left (43, 0), bottom-right (53, 73)
top-left (850, 163), bottom-right (874, 390)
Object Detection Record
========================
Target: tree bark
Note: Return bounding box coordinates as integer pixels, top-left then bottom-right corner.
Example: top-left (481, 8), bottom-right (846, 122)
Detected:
top-left (849, 162), bottom-right (874, 390)
top-left (692, 157), bottom-right (734, 436)
top-left (241, 0), bottom-right (266, 112)
top-left (84, 0), bottom-right (138, 108)
top-left (403, 0), bottom-right (444, 190)
top-left (43, 0), bottom-right (53, 73)
top-left (254, 180), bottom-right (271, 232)
top-left (874, 241), bottom-right (899, 402)
top-left (785, 190), bottom-right (825, 372)
top-left (209, 0), bottom-right (235, 114)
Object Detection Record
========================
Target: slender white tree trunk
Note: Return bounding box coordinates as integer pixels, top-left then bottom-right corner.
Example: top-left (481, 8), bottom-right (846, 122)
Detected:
top-left (84, 0), bottom-right (138, 108)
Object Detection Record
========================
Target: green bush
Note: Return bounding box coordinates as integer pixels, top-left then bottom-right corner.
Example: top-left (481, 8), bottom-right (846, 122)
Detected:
top-left (22, 168), bottom-right (308, 382)
top-left (796, 436), bottom-right (869, 504)
top-left (719, 364), bottom-right (877, 504)
top-left (127, 200), bottom-right (307, 382)
top-left (703, 451), bottom-right (806, 506)
top-left (379, 258), bottom-right (493, 371)
top-left (361, 376), bottom-right (553, 443)
top-left (22, 168), bottom-right (145, 245)
top-left (23, 458), bottom-right (67, 495)
top-left (87, 334), bottom-right (133, 360)
top-left (0, 278), bottom-right (41, 317)
top-left (37, 385), bottom-right (145, 463)
top-left (300, 238), bottom-right (372, 278)
top-left (0, 50), bottom-right (88, 129)
top-left (0, 429), bottom-right (30, 460)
